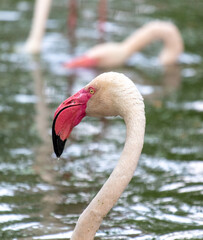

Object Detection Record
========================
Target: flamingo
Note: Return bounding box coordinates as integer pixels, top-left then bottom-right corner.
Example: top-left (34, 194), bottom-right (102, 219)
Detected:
top-left (24, 0), bottom-right (107, 54)
top-left (24, 0), bottom-right (52, 54)
top-left (52, 72), bottom-right (145, 239)
top-left (65, 21), bottom-right (183, 68)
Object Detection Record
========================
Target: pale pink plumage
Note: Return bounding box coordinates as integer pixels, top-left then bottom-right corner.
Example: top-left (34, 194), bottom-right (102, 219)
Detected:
top-left (65, 21), bottom-right (183, 68)
top-left (52, 72), bottom-right (145, 239)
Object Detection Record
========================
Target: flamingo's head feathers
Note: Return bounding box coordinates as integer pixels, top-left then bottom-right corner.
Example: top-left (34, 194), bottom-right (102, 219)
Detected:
top-left (52, 72), bottom-right (143, 157)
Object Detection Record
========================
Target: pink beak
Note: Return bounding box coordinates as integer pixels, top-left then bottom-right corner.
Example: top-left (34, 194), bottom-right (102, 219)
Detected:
top-left (52, 88), bottom-right (93, 157)
top-left (64, 55), bottom-right (99, 68)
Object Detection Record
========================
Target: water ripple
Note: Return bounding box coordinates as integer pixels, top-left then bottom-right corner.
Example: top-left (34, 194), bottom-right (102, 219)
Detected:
top-left (0, 11), bottom-right (20, 21)
top-left (159, 230), bottom-right (203, 240)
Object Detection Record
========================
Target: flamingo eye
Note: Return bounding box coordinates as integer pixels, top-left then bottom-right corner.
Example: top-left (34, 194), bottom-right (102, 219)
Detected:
top-left (89, 88), bottom-right (95, 95)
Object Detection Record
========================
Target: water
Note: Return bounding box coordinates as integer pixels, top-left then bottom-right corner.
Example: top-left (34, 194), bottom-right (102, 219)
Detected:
top-left (0, 0), bottom-right (203, 239)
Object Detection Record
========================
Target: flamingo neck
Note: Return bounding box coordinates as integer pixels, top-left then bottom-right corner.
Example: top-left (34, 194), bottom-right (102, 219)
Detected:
top-left (24, 0), bottom-right (52, 53)
top-left (71, 102), bottom-right (145, 240)
top-left (122, 21), bottom-right (183, 65)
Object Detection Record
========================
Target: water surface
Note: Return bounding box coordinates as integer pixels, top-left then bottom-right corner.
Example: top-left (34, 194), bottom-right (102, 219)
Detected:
top-left (0, 0), bottom-right (203, 239)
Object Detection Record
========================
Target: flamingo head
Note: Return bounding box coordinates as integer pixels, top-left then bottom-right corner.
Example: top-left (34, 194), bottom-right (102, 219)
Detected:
top-left (52, 86), bottom-right (96, 157)
top-left (63, 42), bottom-right (127, 69)
top-left (52, 72), bottom-right (138, 157)
top-left (64, 55), bottom-right (99, 68)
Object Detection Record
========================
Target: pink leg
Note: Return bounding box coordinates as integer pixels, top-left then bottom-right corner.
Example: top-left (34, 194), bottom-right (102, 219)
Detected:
top-left (98, 0), bottom-right (107, 37)
top-left (67, 0), bottom-right (78, 36)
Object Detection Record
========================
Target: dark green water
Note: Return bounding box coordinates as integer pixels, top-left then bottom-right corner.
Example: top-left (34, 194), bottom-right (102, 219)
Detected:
top-left (0, 0), bottom-right (203, 239)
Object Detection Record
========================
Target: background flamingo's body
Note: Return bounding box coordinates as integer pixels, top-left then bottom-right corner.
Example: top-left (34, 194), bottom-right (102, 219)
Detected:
top-left (52, 72), bottom-right (145, 239)
top-left (66, 21), bottom-right (183, 68)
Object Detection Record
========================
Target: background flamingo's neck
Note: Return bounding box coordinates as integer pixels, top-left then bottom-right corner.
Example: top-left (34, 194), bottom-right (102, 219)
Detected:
top-left (122, 21), bottom-right (183, 65)
top-left (24, 0), bottom-right (52, 54)
top-left (71, 102), bottom-right (145, 240)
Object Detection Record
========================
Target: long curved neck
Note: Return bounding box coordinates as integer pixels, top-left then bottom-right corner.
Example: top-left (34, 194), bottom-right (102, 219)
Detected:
top-left (122, 21), bottom-right (183, 65)
top-left (25, 0), bottom-right (52, 53)
top-left (71, 103), bottom-right (145, 240)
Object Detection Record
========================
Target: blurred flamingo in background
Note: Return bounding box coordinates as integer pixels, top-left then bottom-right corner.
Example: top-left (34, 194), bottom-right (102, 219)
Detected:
top-left (24, 1), bottom-right (183, 67)
top-left (52, 72), bottom-right (145, 239)
top-left (24, 0), bottom-right (52, 54)
top-left (65, 21), bottom-right (183, 68)
top-left (24, 0), bottom-right (107, 54)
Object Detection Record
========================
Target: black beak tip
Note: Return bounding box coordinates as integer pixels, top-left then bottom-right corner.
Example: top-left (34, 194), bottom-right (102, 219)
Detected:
top-left (52, 126), bottom-right (67, 158)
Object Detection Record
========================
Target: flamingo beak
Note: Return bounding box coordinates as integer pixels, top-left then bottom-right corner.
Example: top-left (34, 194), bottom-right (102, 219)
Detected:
top-left (64, 55), bottom-right (99, 68)
top-left (52, 88), bottom-right (93, 157)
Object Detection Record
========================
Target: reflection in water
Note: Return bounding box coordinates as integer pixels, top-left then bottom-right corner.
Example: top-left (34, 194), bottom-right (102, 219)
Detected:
top-left (162, 65), bottom-right (182, 93)
top-left (31, 57), bottom-right (66, 236)
top-left (32, 57), bottom-right (54, 183)
top-left (124, 64), bottom-right (182, 106)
